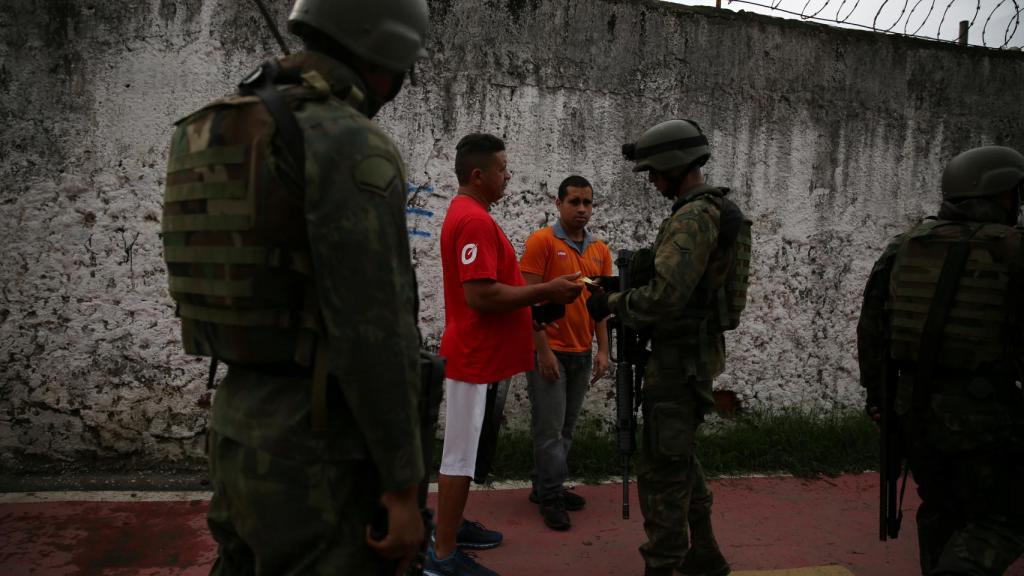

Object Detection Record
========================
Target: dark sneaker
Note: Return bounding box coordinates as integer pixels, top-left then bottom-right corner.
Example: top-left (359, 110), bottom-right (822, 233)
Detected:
top-left (529, 488), bottom-right (586, 511)
top-left (456, 519), bottom-right (503, 549)
top-left (424, 546), bottom-right (500, 576)
top-left (562, 489), bottom-right (585, 511)
top-left (539, 494), bottom-right (571, 531)
top-left (678, 547), bottom-right (731, 576)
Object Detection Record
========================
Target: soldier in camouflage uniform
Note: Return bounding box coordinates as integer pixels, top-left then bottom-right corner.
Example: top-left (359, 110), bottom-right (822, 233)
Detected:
top-left (858, 146), bottom-right (1024, 575)
top-left (160, 0), bottom-right (431, 573)
top-left (589, 119), bottom-right (750, 576)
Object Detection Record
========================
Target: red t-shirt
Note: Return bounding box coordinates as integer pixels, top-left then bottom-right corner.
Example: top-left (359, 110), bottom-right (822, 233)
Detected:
top-left (439, 195), bottom-right (534, 383)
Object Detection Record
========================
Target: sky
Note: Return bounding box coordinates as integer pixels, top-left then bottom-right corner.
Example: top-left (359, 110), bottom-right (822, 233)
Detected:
top-left (663, 0), bottom-right (1024, 48)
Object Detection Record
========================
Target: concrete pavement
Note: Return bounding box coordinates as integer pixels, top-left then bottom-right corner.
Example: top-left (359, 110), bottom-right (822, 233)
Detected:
top-left (2, 473), bottom-right (1022, 575)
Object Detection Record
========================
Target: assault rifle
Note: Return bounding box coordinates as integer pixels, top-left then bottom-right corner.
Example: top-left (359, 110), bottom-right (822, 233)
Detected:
top-left (878, 356), bottom-right (904, 541)
top-left (374, 352), bottom-right (445, 575)
top-left (606, 249), bottom-right (648, 519)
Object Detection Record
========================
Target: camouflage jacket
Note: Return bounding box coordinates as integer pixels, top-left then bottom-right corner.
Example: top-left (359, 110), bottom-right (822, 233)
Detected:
top-left (201, 52), bottom-right (423, 492)
top-left (608, 184), bottom-right (728, 395)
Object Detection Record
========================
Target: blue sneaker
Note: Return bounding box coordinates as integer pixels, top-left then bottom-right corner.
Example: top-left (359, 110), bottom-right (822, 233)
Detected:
top-left (456, 519), bottom-right (503, 549)
top-left (424, 546), bottom-right (500, 576)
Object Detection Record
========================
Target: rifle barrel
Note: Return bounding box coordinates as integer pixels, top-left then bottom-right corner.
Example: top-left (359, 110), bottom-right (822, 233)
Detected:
top-left (622, 458), bottom-right (630, 519)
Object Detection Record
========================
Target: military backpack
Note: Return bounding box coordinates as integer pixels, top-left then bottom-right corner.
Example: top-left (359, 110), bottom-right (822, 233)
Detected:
top-left (888, 219), bottom-right (1021, 374)
top-left (712, 190), bottom-right (752, 331)
top-left (161, 63), bottom-right (339, 369)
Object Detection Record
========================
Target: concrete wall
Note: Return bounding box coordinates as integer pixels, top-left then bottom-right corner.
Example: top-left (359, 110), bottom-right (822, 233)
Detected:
top-left (2, 0), bottom-right (1023, 467)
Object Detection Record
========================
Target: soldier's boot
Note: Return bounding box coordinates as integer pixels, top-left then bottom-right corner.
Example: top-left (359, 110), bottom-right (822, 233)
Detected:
top-left (678, 548), bottom-right (729, 576)
top-left (915, 501), bottom-right (958, 575)
top-left (678, 515), bottom-right (730, 576)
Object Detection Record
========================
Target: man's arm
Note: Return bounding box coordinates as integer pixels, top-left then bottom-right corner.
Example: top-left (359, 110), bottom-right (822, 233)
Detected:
top-left (857, 238), bottom-right (901, 418)
top-left (607, 202), bottom-right (719, 329)
top-left (592, 317), bottom-right (609, 383)
top-left (305, 127), bottom-right (423, 494)
top-left (523, 272), bottom-right (561, 382)
top-left (463, 273), bottom-right (582, 313)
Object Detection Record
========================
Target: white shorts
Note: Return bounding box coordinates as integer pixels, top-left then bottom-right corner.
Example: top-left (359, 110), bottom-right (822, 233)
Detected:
top-left (439, 378), bottom-right (490, 478)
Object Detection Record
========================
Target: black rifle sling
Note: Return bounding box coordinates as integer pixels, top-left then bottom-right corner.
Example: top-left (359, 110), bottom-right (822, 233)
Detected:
top-left (239, 61), bottom-right (329, 430)
top-left (913, 224), bottom-right (979, 409)
top-left (241, 60), bottom-right (306, 190)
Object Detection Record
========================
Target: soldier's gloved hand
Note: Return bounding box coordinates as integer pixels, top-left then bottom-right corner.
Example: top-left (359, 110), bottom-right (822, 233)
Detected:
top-left (594, 275), bottom-right (620, 293)
top-left (586, 293), bottom-right (612, 322)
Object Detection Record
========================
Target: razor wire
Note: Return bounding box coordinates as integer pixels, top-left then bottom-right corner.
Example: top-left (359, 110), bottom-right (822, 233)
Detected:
top-left (724, 0), bottom-right (1024, 48)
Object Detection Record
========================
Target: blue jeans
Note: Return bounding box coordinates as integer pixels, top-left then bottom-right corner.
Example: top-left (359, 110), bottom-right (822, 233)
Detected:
top-left (526, 350), bottom-right (591, 501)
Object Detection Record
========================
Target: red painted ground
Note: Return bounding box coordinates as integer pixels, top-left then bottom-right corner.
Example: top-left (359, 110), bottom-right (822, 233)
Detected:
top-left (1, 474), bottom-right (1021, 575)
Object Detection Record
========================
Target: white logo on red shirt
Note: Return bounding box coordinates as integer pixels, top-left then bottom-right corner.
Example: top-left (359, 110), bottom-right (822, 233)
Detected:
top-left (461, 243), bottom-right (478, 265)
top-left (556, 250), bottom-right (567, 257)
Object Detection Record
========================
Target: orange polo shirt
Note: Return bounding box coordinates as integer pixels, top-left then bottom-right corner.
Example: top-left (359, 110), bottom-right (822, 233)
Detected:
top-left (520, 222), bottom-right (613, 353)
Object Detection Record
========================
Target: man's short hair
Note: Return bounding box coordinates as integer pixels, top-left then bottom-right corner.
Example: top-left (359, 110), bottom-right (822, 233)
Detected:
top-left (455, 133), bottom-right (506, 185)
top-left (557, 175), bottom-right (593, 200)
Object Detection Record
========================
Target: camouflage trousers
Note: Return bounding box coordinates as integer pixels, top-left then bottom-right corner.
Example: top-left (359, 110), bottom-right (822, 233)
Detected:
top-left (637, 391), bottom-right (714, 571)
top-left (206, 429), bottom-right (386, 575)
top-left (909, 444), bottom-right (1024, 576)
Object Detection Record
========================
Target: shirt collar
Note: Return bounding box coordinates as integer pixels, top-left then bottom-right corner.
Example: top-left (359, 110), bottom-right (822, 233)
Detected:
top-left (552, 219), bottom-right (594, 255)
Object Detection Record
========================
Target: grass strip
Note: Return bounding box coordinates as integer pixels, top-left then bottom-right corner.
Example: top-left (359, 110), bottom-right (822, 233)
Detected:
top-left (455, 408), bottom-right (879, 483)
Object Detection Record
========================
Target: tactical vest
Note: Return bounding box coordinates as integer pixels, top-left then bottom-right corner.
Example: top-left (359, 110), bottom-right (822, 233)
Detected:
top-left (161, 66), bottom-right (336, 368)
top-left (888, 218), bottom-right (1024, 449)
top-left (888, 219), bottom-right (1021, 373)
top-left (634, 187), bottom-right (752, 380)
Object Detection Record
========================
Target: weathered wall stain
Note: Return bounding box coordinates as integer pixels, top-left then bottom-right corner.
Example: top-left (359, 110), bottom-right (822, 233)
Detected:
top-left (1, 0), bottom-right (1022, 468)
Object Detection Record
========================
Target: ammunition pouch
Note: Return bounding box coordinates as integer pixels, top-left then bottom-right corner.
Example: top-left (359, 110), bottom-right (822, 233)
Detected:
top-left (643, 395), bottom-right (698, 460)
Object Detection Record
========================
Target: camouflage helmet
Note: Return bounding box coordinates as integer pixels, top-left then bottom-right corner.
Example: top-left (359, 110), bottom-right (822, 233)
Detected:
top-left (622, 119), bottom-right (710, 173)
top-left (288, 0), bottom-right (429, 73)
top-left (942, 146), bottom-right (1024, 201)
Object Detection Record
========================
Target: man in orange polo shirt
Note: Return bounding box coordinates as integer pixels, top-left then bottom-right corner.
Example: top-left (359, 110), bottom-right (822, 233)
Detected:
top-left (520, 175), bottom-right (613, 530)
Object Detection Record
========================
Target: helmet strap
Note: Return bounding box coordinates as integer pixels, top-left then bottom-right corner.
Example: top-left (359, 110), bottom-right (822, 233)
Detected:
top-left (665, 161), bottom-right (705, 199)
top-left (655, 168), bottom-right (688, 200)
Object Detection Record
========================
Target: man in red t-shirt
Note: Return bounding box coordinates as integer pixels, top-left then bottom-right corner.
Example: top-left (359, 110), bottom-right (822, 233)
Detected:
top-left (427, 133), bottom-right (582, 576)
top-left (520, 175), bottom-right (612, 531)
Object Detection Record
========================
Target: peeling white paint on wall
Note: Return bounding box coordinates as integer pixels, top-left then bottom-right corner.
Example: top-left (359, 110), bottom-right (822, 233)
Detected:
top-left (1, 0), bottom-right (1022, 466)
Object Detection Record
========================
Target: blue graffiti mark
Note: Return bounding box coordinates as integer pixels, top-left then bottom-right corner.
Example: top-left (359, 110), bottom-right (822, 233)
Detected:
top-left (406, 207), bottom-right (434, 218)
top-left (407, 183), bottom-right (435, 196)
top-left (406, 183), bottom-right (435, 239)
